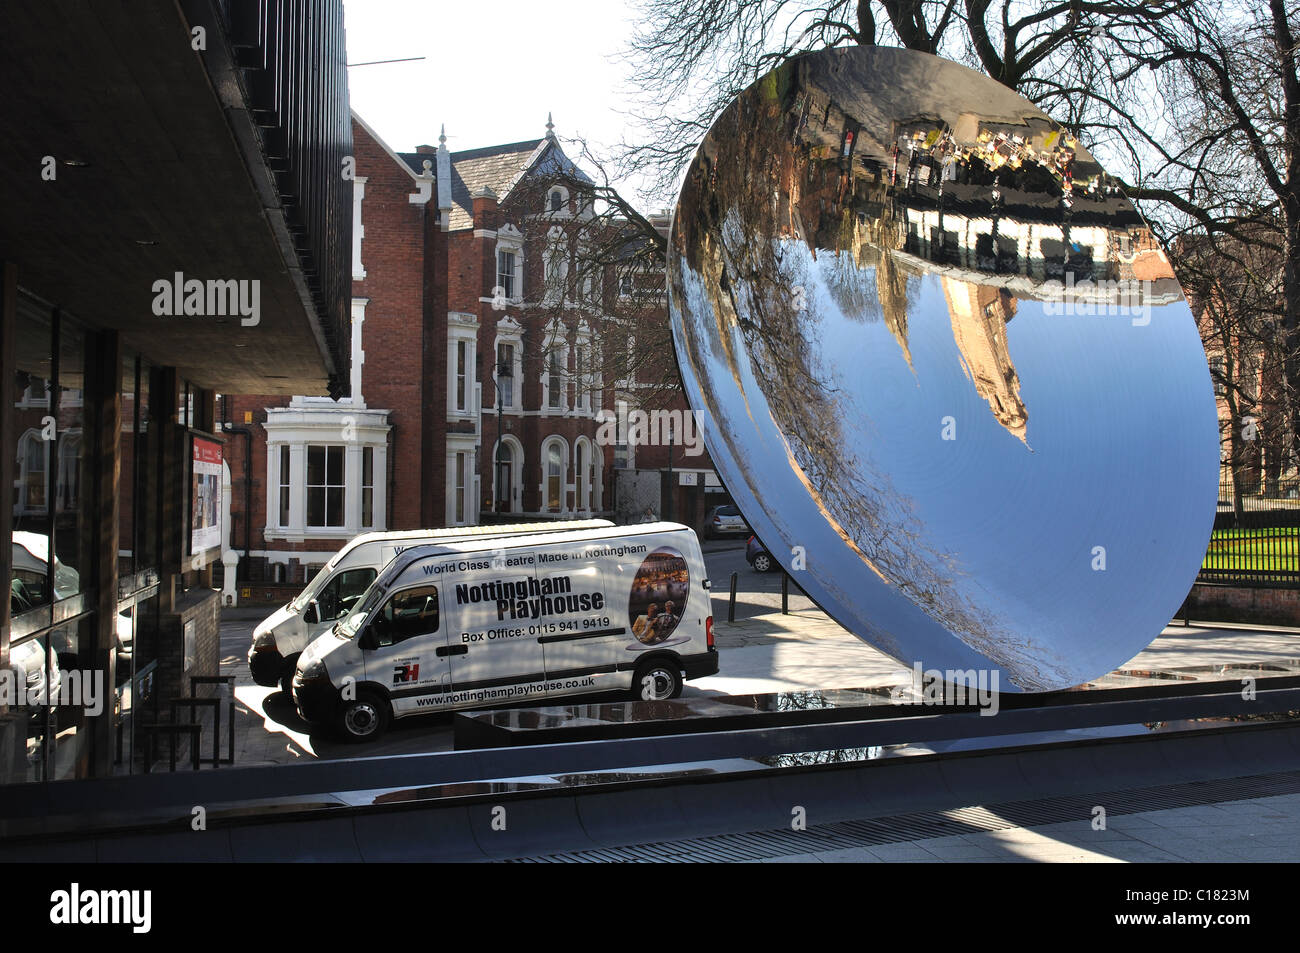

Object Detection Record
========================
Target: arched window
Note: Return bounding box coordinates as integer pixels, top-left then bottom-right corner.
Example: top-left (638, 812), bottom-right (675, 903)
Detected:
top-left (542, 438), bottom-right (568, 513)
top-left (575, 440), bottom-right (588, 512)
top-left (18, 431), bottom-right (48, 513)
top-left (547, 442), bottom-right (563, 512)
top-left (495, 441), bottom-right (514, 513)
top-left (56, 433), bottom-right (81, 512)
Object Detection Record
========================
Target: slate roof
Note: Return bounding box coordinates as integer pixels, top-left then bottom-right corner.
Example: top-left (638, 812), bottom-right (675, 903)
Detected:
top-left (398, 136), bottom-right (594, 231)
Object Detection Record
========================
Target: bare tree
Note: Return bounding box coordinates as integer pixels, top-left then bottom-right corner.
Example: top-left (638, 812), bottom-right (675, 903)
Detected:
top-left (604, 0), bottom-right (1298, 473)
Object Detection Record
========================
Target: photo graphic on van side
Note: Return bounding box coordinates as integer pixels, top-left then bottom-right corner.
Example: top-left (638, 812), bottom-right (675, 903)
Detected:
top-left (628, 547), bottom-right (690, 648)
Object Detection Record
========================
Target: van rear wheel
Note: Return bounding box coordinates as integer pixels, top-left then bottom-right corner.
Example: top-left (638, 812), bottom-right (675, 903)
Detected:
top-left (633, 659), bottom-right (682, 701)
top-left (336, 691), bottom-right (390, 742)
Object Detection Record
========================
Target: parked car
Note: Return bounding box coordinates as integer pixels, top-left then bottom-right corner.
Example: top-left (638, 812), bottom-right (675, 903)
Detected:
top-left (746, 535), bottom-right (775, 573)
top-left (704, 504), bottom-right (750, 539)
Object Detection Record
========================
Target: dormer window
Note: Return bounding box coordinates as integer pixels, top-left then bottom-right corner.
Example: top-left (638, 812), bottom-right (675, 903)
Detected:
top-left (546, 185), bottom-right (569, 215)
top-left (550, 190), bottom-right (563, 212)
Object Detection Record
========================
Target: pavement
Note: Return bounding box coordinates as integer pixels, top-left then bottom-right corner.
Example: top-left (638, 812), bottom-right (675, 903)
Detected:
top-left (163, 538), bottom-right (1300, 861)
top-left (740, 794), bottom-right (1300, 863)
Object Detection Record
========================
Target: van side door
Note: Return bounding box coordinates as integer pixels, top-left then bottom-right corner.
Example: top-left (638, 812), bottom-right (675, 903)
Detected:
top-left (445, 558), bottom-right (548, 707)
top-left (360, 583), bottom-right (453, 716)
top-left (535, 541), bottom-right (625, 698)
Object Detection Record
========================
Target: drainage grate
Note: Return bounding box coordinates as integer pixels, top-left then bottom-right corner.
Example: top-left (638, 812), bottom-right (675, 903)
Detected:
top-left (504, 769), bottom-right (1300, 863)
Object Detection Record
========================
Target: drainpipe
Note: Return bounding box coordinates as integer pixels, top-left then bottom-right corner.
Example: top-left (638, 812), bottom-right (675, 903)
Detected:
top-left (219, 399), bottom-right (253, 579)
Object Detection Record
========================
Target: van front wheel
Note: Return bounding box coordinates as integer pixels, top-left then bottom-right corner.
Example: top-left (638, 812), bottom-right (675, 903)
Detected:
top-left (633, 660), bottom-right (682, 702)
top-left (279, 654), bottom-right (300, 695)
top-left (337, 691), bottom-right (390, 742)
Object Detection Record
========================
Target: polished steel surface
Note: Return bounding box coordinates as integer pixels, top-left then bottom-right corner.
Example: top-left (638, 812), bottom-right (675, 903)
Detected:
top-left (667, 47), bottom-right (1219, 690)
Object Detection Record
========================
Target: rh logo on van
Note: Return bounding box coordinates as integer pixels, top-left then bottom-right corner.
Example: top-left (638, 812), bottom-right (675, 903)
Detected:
top-left (393, 663), bottom-right (419, 684)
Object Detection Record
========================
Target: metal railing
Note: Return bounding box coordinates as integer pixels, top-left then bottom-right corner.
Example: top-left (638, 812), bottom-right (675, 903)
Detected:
top-left (1199, 478), bottom-right (1300, 586)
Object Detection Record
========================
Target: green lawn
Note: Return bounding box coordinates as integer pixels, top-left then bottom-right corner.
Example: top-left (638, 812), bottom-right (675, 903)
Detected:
top-left (1203, 526), bottom-right (1300, 574)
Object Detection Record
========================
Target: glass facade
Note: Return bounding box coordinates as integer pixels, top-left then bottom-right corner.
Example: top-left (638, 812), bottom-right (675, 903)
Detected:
top-left (7, 293), bottom-right (163, 783)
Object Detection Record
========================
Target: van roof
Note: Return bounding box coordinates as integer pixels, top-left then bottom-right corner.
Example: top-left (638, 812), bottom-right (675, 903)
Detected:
top-left (379, 521), bottom-right (693, 587)
top-left (331, 519), bottom-right (614, 564)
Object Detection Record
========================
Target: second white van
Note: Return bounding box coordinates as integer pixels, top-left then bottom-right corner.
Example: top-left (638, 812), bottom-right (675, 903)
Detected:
top-left (292, 522), bottom-right (718, 741)
top-left (247, 520), bottom-right (612, 692)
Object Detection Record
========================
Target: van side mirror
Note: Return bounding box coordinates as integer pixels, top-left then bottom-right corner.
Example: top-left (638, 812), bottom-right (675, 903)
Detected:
top-left (359, 628), bottom-right (376, 651)
top-left (304, 601), bottom-right (319, 625)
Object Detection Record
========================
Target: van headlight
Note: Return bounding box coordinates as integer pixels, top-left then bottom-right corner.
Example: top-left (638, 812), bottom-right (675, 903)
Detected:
top-left (297, 658), bottom-right (327, 682)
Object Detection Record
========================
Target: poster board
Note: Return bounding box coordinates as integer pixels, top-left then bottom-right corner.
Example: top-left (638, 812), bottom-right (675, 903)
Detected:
top-left (190, 435), bottom-right (222, 555)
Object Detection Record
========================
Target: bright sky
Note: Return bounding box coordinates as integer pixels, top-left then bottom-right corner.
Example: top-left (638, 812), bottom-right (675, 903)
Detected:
top-left (342, 0), bottom-right (664, 206)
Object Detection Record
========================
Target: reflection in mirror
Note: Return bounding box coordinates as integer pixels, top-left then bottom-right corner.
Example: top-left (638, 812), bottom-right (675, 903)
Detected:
top-left (668, 47), bottom-right (1219, 691)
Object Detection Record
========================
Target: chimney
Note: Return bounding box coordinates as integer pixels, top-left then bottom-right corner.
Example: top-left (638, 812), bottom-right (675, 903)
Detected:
top-left (415, 144), bottom-right (437, 155)
top-left (471, 185), bottom-right (498, 227)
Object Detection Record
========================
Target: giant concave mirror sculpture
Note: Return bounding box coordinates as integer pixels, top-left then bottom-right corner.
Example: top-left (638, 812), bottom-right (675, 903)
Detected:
top-left (667, 46), bottom-right (1219, 691)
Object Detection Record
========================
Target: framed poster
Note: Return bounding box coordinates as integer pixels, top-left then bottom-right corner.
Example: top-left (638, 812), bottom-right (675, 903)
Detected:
top-left (190, 435), bottom-right (223, 555)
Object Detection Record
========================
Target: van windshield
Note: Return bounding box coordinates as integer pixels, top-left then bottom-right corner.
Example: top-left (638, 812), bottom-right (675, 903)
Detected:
top-left (335, 584), bottom-right (386, 640)
top-left (290, 559), bottom-right (338, 613)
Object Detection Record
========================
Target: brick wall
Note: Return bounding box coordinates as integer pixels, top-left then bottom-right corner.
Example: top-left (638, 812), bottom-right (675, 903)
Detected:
top-left (1180, 584), bottom-right (1300, 627)
top-left (149, 587), bottom-right (221, 705)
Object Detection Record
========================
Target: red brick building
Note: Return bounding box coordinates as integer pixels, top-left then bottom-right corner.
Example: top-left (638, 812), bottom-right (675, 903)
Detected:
top-left (220, 112), bottom-right (701, 598)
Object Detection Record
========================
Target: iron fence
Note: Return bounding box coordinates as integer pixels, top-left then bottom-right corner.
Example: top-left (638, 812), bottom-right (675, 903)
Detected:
top-left (1198, 478), bottom-right (1300, 587)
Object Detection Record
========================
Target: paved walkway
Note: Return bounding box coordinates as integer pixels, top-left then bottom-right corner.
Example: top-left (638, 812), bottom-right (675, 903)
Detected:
top-left (141, 601), bottom-right (1300, 861)
top-left (188, 600), bottom-right (1300, 773)
top-left (695, 609), bottom-right (1300, 698)
top-left (743, 793), bottom-right (1300, 863)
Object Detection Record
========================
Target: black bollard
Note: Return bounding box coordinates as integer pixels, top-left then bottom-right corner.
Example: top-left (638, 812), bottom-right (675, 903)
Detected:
top-left (728, 571), bottom-right (738, 623)
top-left (782, 571), bottom-right (789, 614)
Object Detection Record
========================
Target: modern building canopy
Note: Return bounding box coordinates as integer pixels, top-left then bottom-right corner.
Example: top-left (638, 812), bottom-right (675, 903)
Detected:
top-left (0, 1), bottom-right (352, 397)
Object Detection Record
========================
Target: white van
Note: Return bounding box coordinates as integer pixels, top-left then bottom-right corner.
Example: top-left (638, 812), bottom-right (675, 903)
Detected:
top-left (247, 520), bottom-right (613, 692)
top-left (292, 522), bottom-right (718, 741)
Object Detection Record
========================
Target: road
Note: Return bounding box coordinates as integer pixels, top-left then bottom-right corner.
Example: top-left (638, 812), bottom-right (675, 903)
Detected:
top-left (219, 538), bottom-right (776, 762)
top-left (218, 535), bottom-right (1300, 765)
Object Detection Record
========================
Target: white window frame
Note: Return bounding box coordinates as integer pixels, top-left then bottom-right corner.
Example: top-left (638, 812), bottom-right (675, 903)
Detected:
top-left (16, 429), bottom-right (49, 514)
top-left (361, 445), bottom-right (376, 530)
top-left (444, 436), bottom-right (479, 526)
top-left (540, 435), bottom-right (569, 514)
top-left (55, 431), bottom-right (81, 513)
top-left (351, 177), bottom-right (367, 280)
top-left (275, 445), bottom-right (291, 529)
top-left (305, 444), bottom-right (347, 530)
top-left (547, 185), bottom-right (570, 215)
top-left (490, 434), bottom-right (525, 514)
top-left (493, 316), bottom-right (524, 413)
top-left (296, 296), bottom-right (368, 407)
top-left (574, 435), bottom-right (595, 514)
top-left (541, 226), bottom-right (568, 306)
top-left (573, 326), bottom-right (597, 414)
top-left (262, 408), bottom-right (390, 541)
top-left (447, 312), bottom-right (480, 422)
top-left (494, 224), bottom-right (524, 304)
top-left (541, 320), bottom-right (569, 415)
